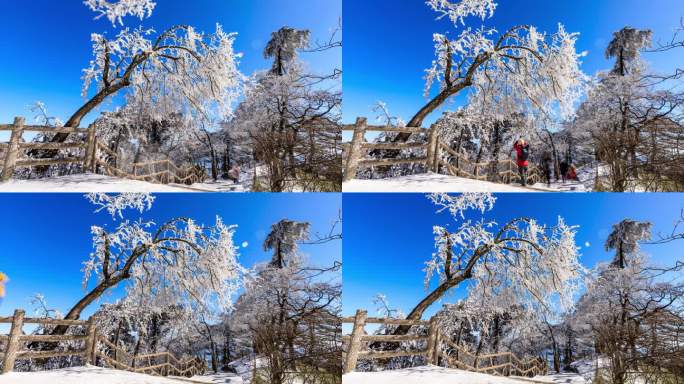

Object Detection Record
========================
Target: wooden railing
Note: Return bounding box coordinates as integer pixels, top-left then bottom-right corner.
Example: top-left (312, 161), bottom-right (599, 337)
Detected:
top-left (0, 309), bottom-right (205, 377)
top-left (0, 117), bottom-right (204, 185)
top-left (0, 117), bottom-right (95, 181)
top-left (341, 310), bottom-right (547, 378)
top-left (342, 117), bottom-right (439, 182)
top-left (342, 117), bottom-right (542, 186)
top-left (96, 335), bottom-right (205, 377)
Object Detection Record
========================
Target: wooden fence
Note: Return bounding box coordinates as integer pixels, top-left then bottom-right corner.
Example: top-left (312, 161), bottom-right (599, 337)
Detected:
top-left (342, 117), bottom-right (542, 185)
top-left (0, 309), bottom-right (205, 377)
top-left (341, 310), bottom-right (548, 378)
top-left (0, 117), bottom-right (204, 185)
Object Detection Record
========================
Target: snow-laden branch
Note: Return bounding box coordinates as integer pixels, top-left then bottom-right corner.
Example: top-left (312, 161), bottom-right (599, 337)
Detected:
top-left (84, 0), bottom-right (156, 27)
top-left (427, 0), bottom-right (497, 26)
top-left (86, 192), bottom-right (155, 219)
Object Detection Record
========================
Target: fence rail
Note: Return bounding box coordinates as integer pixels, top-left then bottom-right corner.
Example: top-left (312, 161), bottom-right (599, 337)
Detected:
top-left (342, 117), bottom-right (542, 185)
top-left (341, 310), bottom-right (547, 378)
top-left (0, 117), bottom-right (204, 185)
top-left (0, 309), bottom-right (205, 378)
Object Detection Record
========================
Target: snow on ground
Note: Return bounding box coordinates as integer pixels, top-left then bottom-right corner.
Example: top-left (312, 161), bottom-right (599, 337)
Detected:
top-left (0, 365), bottom-right (193, 384)
top-left (180, 180), bottom-right (245, 192)
top-left (343, 173), bottom-right (543, 193)
top-left (344, 365), bottom-right (539, 384)
top-left (0, 173), bottom-right (197, 192)
top-left (525, 373), bottom-right (587, 384)
top-left (184, 372), bottom-right (243, 383)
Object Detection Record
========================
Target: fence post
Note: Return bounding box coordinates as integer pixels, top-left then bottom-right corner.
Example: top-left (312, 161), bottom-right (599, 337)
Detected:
top-left (1, 117), bottom-right (25, 182)
top-left (2, 309), bottom-right (25, 373)
top-left (426, 125), bottom-right (439, 173)
top-left (426, 316), bottom-right (439, 365)
top-left (84, 124), bottom-right (96, 172)
top-left (343, 309), bottom-right (367, 374)
top-left (343, 118), bottom-right (367, 182)
top-left (84, 316), bottom-right (97, 365)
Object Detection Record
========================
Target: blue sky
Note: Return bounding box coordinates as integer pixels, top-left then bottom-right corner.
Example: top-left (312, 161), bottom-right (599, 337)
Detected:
top-left (0, 0), bottom-right (341, 130)
top-left (343, 0), bottom-right (684, 125)
top-left (342, 193), bottom-right (683, 319)
top-left (0, 193), bottom-right (341, 321)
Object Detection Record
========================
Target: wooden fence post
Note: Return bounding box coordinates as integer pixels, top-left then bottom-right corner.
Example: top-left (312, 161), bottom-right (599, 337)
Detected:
top-left (1, 117), bottom-right (25, 182)
top-left (84, 124), bottom-right (96, 172)
top-left (343, 309), bottom-right (367, 374)
top-left (343, 118), bottom-right (367, 182)
top-left (84, 316), bottom-right (97, 365)
top-left (426, 125), bottom-right (439, 173)
top-left (426, 316), bottom-right (439, 365)
top-left (2, 309), bottom-right (25, 373)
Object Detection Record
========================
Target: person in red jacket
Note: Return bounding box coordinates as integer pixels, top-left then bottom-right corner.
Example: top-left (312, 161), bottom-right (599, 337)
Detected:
top-left (511, 139), bottom-right (530, 186)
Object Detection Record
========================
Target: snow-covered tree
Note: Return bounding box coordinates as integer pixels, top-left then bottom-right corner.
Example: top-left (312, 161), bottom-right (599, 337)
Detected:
top-left (232, 217), bottom-right (341, 384)
top-left (573, 217), bottom-right (684, 383)
top-left (228, 26), bottom-right (341, 191)
top-left (398, 0), bottom-right (586, 140)
top-left (48, 193), bottom-right (243, 337)
top-left (395, 192), bottom-right (583, 334)
top-left (44, 2), bottom-right (243, 148)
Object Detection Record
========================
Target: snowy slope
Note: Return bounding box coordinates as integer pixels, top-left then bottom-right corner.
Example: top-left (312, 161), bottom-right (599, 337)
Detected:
top-left (0, 365), bottom-right (194, 384)
top-left (0, 174), bottom-right (198, 192)
top-left (343, 173), bottom-right (542, 193)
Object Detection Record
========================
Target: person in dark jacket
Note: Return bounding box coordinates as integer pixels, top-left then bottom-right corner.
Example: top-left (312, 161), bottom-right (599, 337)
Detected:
top-left (559, 161), bottom-right (570, 183)
top-left (512, 139), bottom-right (530, 186)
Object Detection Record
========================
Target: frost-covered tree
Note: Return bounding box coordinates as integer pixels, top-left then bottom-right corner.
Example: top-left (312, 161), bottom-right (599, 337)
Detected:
top-left (606, 27), bottom-right (653, 76)
top-left (570, 26), bottom-right (684, 191)
top-left (264, 27), bottom-right (311, 75)
top-left (572, 216), bottom-right (684, 383)
top-left (228, 26), bottom-right (341, 191)
top-left (605, 219), bottom-right (652, 269)
top-left (264, 219), bottom-right (311, 268)
top-left (395, 193), bottom-right (583, 334)
top-left (44, 2), bottom-right (242, 148)
top-left (232, 218), bottom-right (341, 384)
top-left (48, 193), bottom-right (243, 336)
top-left (395, 0), bottom-right (586, 143)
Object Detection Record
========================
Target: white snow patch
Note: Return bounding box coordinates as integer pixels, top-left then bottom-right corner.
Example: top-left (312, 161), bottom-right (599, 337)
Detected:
top-left (527, 373), bottom-right (587, 384)
top-left (185, 372), bottom-right (243, 383)
top-left (0, 365), bottom-right (194, 384)
top-left (344, 365), bottom-right (534, 384)
top-left (179, 180), bottom-right (245, 192)
top-left (0, 174), bottom-right (197, 193)
top-left (343, 173), bottom-right (541, 193)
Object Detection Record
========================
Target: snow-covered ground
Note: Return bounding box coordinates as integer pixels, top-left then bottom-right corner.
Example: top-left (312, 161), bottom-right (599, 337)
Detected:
top-left (343, 366), bottom-right (588, 384)
top-left (0, 174), bottom-right (198, 192)
top-left (344, 173), bottom-right (543, 192)
top-left (0, 365), bottom-right (196, 384)
top-left (344, 366), bottom-right (531, 384)
top-left (184, 372), bottom-right (243, 383)
top-left (183, 180), bottom-right (245, 192)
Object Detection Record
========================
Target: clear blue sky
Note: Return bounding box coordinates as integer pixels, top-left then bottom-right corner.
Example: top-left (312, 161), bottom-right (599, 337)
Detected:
top-left (343, 0), bottom-right (684, 125)
top-left (0, 0), bottom-right (341, 129)
top-left (342, 193), bottom-right (683, 319)
top-left (0, 193), bottom-right (341, 321)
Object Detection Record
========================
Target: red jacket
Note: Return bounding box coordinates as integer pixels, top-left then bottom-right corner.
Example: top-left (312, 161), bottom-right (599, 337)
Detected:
top-left (513, 142), bottom-right (529, 167)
